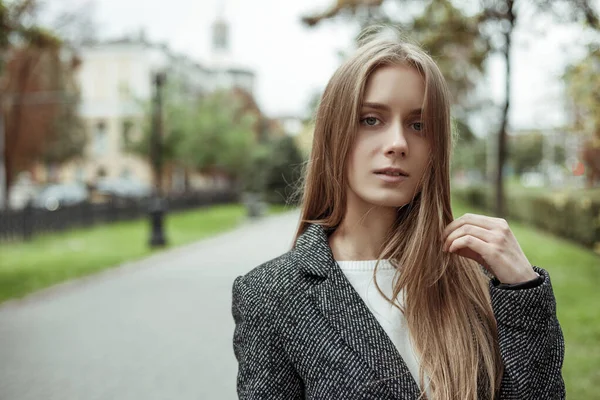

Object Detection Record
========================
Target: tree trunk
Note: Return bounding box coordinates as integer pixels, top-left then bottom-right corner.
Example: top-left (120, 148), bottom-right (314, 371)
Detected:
top-left (0, 110), bottom-right (6, 210)
top-left (4, 50), bottom-right (39, 207)
top-left (495, 1), bottom-right (515, 218)
top-left (184, 167), bottom-right (190, 193)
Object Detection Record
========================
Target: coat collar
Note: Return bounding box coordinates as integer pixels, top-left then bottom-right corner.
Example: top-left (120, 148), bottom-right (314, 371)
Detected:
top-left (293, 223), bottom-right (421, 399)
top-left (293, 223), bottom-right (335, 278)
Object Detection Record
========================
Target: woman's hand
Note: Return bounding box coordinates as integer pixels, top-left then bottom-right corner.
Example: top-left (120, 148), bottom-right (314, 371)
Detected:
top-left (442, 213), bottom-right (538, 284)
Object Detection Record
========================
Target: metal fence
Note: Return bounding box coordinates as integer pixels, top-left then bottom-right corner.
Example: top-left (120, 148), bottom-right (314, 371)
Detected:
top-left (0, 189), bottom-right (239, 242)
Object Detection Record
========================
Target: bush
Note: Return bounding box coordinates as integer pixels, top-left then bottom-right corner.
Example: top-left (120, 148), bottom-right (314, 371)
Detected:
top-left (242, 136), bottom-right (305, 206)
top-left (453, 186), bottom-right (600, 251)
top-left (263, 136), bottom-right (305, 205)
top-left (242, 144), bottom-right (272, 194)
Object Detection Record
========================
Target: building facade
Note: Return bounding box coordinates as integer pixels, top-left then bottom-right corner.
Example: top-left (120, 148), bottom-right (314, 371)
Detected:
top-left (55, 17), bottom-right (256, 191)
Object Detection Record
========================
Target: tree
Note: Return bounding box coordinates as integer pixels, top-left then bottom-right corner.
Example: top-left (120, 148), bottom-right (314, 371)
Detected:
top-left (242, 142), bottom-right (273, 194)
top-left (302, 0), bottom-right (385, 27)
top-left (508, 132), bottom-right (544, 175)
top-left (451, 116), bottom-right (485, 180)
top-left (129, 85), bottom-right (190, 166)
top-left (476, 0), bottom-right (599, 215)
top-left (565, 46), bottom-right (600, 187)
top-left (178, 91), bottom-right (258, 183)
top-left (452, 138), bottom-right (487, 178)
top-left (580, 141), bottom-right (600, 187)
top-left (48, 0), bottom-right (98, 46)
top-left (304, 90), bottom-right (322, 123)
top-left (126, 81), bottom-right (198, 192)
top-left (129, 88), bottom-right (260, 189)
top-left (1, 0), bottom-right (85, 206)
top-left (302, 0), bottom-right (600, 216)
top-left (262, 136), bottom-right (306, 205)
top-left (565, 47), bottom-right (600, 140)
top-left (303, 0), bottom-right (491, 121)
top-left (41, 54), bottom-right (86, 174)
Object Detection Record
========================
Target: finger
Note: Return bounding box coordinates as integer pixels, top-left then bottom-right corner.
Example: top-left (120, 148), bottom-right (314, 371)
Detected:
top-left (444, 213), bottom-right (497, 238)
top-left (452, 247), bottom-right (486, 267)
top-left (443, 213), bottom-right (506, 239)
top-left (443, 224), bottom-right (495, 252)
top-left (447, 234), bottom-right (489, 258)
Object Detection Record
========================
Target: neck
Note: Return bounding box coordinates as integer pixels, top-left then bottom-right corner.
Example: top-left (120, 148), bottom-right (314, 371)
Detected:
top-left (329, 203), bottom-right (397, 261)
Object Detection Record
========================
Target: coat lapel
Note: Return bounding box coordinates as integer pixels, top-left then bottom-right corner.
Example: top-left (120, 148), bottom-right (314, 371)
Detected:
top-left (294, 224), bottom-right (422, 399)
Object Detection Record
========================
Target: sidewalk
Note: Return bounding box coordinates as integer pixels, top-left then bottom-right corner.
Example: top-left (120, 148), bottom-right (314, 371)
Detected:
top-left (0, 210), bottom-right (301, 400)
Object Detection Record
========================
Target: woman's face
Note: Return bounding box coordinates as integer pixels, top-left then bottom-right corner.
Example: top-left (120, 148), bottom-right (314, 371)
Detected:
top-left (346, 64), bottom-right (430, 213)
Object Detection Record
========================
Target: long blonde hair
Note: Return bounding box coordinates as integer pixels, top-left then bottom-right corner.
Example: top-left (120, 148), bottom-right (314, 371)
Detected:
top-left (294, 29), bottom-right (503, 400)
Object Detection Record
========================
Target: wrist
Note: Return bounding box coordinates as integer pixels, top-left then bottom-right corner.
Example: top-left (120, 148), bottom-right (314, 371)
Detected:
top-left (498, 266), bottom-right (538, 285)
top-left (494, 272), bottom-right (543, 290)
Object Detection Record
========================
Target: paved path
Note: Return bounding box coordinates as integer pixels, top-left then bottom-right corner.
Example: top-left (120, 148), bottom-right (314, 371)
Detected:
top-left (0, 211), bottom-right (301, 400)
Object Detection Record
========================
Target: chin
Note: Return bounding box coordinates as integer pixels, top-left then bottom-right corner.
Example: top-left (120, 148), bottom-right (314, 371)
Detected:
top-left (348, 185), bottom-right (416, 211)
top-left (363, 194), bottom-right (411, 209)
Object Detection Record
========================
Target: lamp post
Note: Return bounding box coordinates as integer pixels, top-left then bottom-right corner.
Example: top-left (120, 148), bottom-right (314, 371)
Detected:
top-left (148, 72), bottom-right (167, 248)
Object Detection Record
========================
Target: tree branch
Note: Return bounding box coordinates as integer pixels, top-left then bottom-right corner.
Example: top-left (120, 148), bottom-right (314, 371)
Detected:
top-left (301, 0), bottom-right (385, 27)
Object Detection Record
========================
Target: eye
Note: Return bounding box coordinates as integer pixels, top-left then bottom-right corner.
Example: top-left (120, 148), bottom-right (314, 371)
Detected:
top-left (410, 122), bottom-right (423, 132)
top-left (361, 116), bottom-right (381, 127)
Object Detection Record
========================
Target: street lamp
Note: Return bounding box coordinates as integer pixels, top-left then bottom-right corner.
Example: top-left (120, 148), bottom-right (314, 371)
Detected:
top-left (148, 71), bottom-right (167, 248)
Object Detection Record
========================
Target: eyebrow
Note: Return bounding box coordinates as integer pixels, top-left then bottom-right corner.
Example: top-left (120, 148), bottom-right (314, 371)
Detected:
top-left (362, 102), bottom-right (422, 117)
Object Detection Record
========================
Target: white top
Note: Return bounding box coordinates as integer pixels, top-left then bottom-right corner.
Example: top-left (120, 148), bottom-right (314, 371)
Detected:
top-left (337, 259), bottom-right (430, 395)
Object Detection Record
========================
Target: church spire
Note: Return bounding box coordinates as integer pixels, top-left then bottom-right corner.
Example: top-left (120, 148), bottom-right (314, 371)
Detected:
top-left (217, 0), bottom-right (226, 18)
top-left (212, 0), bottom-right (229, 54)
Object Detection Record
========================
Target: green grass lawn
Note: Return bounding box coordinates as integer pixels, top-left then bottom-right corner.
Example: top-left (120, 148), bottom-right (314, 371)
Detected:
top-left (453, 199), bottom-right (600, 399)
top-left (0, 203), bottom-right (293, 304)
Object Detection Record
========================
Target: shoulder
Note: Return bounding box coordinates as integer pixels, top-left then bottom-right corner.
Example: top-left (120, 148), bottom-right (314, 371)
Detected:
top-left (233, 249), bottom-right (302, 308)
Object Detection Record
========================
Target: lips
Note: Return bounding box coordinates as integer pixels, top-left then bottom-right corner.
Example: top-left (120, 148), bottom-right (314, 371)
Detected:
top-left (373, 167), bottom-right (410, 177)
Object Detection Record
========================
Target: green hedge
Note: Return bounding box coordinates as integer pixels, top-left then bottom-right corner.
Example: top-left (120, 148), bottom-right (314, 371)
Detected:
top-left (453, 186), bottom-right (600, 252)
top-left (243, 136), bottom-right (305, 206)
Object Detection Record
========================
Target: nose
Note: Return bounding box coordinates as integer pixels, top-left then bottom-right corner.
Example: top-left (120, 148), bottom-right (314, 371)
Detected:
top-left (384, 123), bottom-right (408, 158)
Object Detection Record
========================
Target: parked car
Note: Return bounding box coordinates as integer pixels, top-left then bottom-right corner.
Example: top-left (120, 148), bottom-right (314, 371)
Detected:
top-left (8, 172), bottom-right (39, 210)
top-left (95, 178), bottom-right (152, 200)
top-left (32, 183), bottom-right (89, 211)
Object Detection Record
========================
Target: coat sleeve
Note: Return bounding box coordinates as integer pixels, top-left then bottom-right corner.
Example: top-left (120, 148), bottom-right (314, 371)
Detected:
top-left (232, 275), bottom-right (303, 399)
top-left (490, 266), bottom-right (566, 399)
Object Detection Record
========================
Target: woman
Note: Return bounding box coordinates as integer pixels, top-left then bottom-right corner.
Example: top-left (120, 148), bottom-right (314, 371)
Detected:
top-left (232, 30), bottom-right (565, 400)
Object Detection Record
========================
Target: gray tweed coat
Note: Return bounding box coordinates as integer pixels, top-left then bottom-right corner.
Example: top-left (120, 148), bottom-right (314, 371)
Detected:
top-left (232, 223), bottom-right (565, 399)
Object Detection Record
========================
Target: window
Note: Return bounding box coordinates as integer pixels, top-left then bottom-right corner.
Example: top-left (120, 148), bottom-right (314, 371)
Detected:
top-left (122, 120), bottom-right (134, 149)
top-left (94, 121), bottom-right (108, 156)
top-left (119, 81), bottom-right (132, 99)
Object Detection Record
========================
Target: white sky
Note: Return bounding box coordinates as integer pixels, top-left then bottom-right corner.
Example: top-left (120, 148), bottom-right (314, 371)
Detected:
top-left (46, 0), bottom-right (593, 133)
